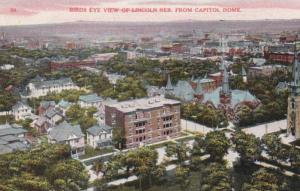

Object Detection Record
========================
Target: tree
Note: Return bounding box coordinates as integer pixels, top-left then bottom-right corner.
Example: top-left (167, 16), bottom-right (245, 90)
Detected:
top-left (232, 130), bottom-right (262, 165)
top-left (204, 131), bottom-right (230, 162)
top-left (289, 146), bottom-right (300, 169)
top-left (166, 142), bottom-right (191, 165)
top-left (200, 163), bottom-right (232, 191)
top-left (47, 160), bottom-right (89, 191)
top-left (112, 127), bottom-right (126, 150)
top-left (192, 134), bottom-right (205, 156)
top-left (262, 134), bottom-right (282, 161)
top-left (92, 160), bottom-right (104, 177)
top-left (66, 104), bottom-right (84, 121)
top-left (175, 166), bottom-right (190, 190)
top-left (242, 168), bottom-right (279, 191)
top-left (123, 147), bottom-right (159, 189)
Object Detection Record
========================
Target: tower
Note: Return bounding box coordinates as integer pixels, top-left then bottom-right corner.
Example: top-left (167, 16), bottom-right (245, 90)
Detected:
top-left (219, 35), bottom-right (231, 104)
top-left (165, 73), bottom-right (174, 92)
top-left (287, 42), bottom-right (300, 138)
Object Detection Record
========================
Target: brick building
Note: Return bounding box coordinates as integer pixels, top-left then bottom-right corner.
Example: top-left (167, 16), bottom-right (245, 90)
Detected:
top-left (105, 97), bottom-right (181, 148)
top-left (50, 60), bottom-right (96, 72)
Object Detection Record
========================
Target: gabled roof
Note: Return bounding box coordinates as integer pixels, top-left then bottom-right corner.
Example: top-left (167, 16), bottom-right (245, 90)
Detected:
top-left (173, 80), bottom-right (195, 101)
top-left (40, 101), bottom-right (56, 109)
top-left (0, 123), bottom-right (27, 137)
top-left (58, 99), bottom-right (71, 109)
top-left (12, 101), bottom-right (32, 111)
top-left (49, 121), bottom-right (84, 142)
top-left (30, 77), bottom-right (75, 89)
top-left (79, 93), bottom-right (103, 103)
top-left (87, 124), bottom-right (112, 136)
top-left (203, 87), bottom-right (259, 108)
top-left (45, 108), bottom-right (63, 119)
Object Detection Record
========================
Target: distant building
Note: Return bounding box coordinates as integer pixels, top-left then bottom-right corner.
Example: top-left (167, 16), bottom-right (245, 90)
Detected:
top-left (249, 58), bottom-right (266, 66)
top-left (248, 65), bottom-right (287, 78)
top-left (48, 121), bottom-right (85, 157)
top-left (50, 60), bottom-right (96, 72)
top-left (0, 123), bottom-right (29, 154)
top-left (86, 124), bottom-right (113, 148)
top-left (90, 53), bottom-right (118, 62)
top-left (24, 76), bottom-right (79, 98)
top-left (105, 97), bottom-right (181, 148)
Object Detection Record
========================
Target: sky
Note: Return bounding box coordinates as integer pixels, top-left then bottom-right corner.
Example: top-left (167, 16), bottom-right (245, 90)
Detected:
top-left (0, 0), bottom-right (300, 26)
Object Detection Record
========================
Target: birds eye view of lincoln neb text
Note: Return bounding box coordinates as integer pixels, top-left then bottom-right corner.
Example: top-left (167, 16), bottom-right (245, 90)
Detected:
top-left (1, 0), bottom-right (300, 191)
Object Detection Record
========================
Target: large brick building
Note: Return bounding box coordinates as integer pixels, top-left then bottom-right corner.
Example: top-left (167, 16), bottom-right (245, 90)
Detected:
top-left (105, 97), bottom-right (181, 148)
top-left (50, 60), bottom-right (96, 72)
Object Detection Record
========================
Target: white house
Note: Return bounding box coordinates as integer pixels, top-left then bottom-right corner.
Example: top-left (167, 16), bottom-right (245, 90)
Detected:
top-left (24, 76), bottom-right (79, 98)
top-left (86, 124), bottom-right (113, 148)
top-left (0, 64), bottom-right (14, 70)
top-left (48, 121), bottom-right (85, 157)
top-left (12, 101), bottom-right (33, 121)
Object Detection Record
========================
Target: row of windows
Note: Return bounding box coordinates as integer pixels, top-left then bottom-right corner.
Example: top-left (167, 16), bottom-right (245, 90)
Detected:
top-left (136, 129), bottom-right (145, 134)
top-left (163, 116), bottom-right (173, 121)
top-left (163, 130), bottom-right (173, 135)
top-left (135, 121), bottom-right (146, 127)
top-left (163, 123), bottom-right (172, 128)
top-left (135, 136), bottom-right (146, 142)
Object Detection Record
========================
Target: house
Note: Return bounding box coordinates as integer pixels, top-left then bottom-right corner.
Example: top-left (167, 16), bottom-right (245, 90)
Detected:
top-left (0, 123), bottom-right (29, 154)
top-left (79, 93), bottom-right (103, 109)
top-left (12, 101), bottom-right (33, 121)
top-left (44, 107), bottom-right (63, 125)
top-left (23, 76), bottom-right (79, 98)
top-left (86, 124), bottom-right (113, 148)
top-left (33, 116), bottom-right (51, 134)
top-left (48, 121), bottom-right (85, 157)
top-left (57, 99), bottom-right (71, 115)
top-left (38, 101), bottom-right (56, 116)
top-left (105, 97), bottom-right (181, 149)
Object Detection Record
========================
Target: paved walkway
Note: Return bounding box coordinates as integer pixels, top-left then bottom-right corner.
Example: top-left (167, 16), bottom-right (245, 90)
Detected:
top-left (242, 119), bottom-right (286, 138)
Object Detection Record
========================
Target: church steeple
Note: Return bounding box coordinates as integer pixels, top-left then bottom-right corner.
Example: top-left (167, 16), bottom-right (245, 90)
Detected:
top-left (166, 73), bottom-right (174, 91)
top-left (221, 63), bottom-right (230, 95)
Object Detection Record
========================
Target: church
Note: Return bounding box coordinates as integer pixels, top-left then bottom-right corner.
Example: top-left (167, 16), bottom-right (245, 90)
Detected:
top-left (165, 62), bottom-right (260, 122)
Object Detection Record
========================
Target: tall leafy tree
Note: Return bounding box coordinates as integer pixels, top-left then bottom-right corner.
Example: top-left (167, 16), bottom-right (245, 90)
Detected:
top-left (242, 168), bottom-right (279, 191)
top-left (232, 130), bottom-right (262, 165)
top-left (200, 163), bottom-right (232, 191)
top-left (204, 131), bottom-right (230, 162)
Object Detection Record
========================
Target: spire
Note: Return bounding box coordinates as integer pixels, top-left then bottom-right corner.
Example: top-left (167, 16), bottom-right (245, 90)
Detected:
top-left (195, 79), bottom-right (203, 95)
top-left (221, 64), bottom-right (230, 95)
top-left (166, 74), bottom-right (174, 91)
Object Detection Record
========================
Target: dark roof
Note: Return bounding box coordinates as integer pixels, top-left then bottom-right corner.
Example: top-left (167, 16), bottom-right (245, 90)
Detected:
top-left (0, 123), bottom-right (27, 137)
top-left (87, 124), bottom-right (112, 136)
top-left (49, 121), bottom-right (84, 142)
